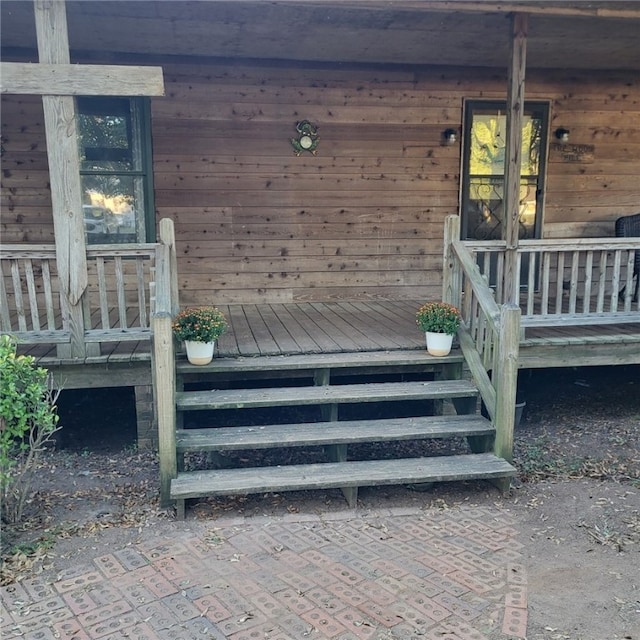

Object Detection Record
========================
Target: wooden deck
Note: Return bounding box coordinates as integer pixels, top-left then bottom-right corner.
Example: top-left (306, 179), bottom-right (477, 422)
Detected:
top-left (215, 301), bottom-right (426, 358)
top-left (19, 300), bottom-right (640, 369)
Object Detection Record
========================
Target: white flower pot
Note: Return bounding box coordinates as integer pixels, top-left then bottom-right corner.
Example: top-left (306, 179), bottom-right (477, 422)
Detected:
top-left (184, 340), bottom-right (215, 365)
top-left (425, 332), bottom-right (454, 356)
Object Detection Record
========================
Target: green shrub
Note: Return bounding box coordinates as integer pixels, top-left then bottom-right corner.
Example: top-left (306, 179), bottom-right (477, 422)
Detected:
top-left (0, 335), bottom-right (61, 524)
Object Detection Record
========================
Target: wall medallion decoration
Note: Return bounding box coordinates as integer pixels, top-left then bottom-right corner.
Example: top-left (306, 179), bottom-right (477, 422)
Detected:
top-left (290, 120), bottom-right (319, 156)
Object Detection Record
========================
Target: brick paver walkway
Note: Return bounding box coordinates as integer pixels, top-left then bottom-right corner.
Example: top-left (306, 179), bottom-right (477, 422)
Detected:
top-left (1, 505), bottom-right (527, 639)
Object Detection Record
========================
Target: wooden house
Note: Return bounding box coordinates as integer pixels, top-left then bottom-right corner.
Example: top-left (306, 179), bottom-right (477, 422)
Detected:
top-left (2, 1), bottom-right (639, 511)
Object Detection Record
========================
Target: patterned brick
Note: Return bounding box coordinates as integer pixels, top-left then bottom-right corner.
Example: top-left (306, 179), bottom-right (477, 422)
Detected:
top-left (305, 586), bottom-right (347, 614)
top-left (505, 584), bottom-right (527, 609)
top-left (277, 570), bottom-right (316, 594)
top-left (93, 553), bottom-right (127, 578)
top-left (332, 607), bottom-right (380, 639)
top-left (356, 601), bottom-right (404, 628)
top-left (168, 617), bottom-right (227, 640)
top-left (1, 581), bottom-right (30, 615)
top-left (278, 613), bottom-right (319, 638)
top-left (113, 547), bottom-right (149, 571)
top-left (389, 601), bottom-right (441, 630)
top-left (192, 594), bottom-right (233, 622)
top-left (4, 607), bottom-right (72, 636)
top-left (301, 607), bottom-right (348, 637)
top-left (86, 610), bottom-right (140, 639)
top-left (507, 562), bottom-right (528, 585)
top-left (77, 599), bottom-right (132, 629)
top-left (52, 618), bottom-right (92, 640)
top-left (22, 627), bottom-right (59, 640)
top-left (326, 582), bottom-right (368, 608)
top-left (228, 621), bottom-right (292, 640)
top-left (22, 578), bottom-right (57, 600)
top-left (249, 591), bottom-right (289, 619)
top-left (119, 581), bottom-right (158, 607)
top-left (215, 610), bottom-right (269, 637)
top-left (63, 589), bottom-right (98, 616)
top-left (370, 558), bottom-right (409, 579)
top-left (1, 503), bottom-right (527, 640)
top-left (108, 621), bottom-right (158, 640)
top-left (502, 605), bottom-right (528, 638)
top-left (433, 592), bottom-right (482, 621)
top-left (404, 593), bottom-right (451, 622)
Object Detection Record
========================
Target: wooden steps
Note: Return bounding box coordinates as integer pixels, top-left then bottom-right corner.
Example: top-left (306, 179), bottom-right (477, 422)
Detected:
top-left (168, 352), bottom-right (516, 518)
top-left (176, 414), bottom-right (494, 451)
top-left (176, 379), bottom-right (478, 411)
top-left (171, 453), bottom-right (515, 501)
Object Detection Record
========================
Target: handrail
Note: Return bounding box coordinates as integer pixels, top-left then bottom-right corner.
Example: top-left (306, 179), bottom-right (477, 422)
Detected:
top-left (444, 215), bottom-right (520, 462)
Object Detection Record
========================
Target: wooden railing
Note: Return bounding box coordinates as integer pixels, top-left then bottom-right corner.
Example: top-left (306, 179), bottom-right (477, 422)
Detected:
top-left (1, 241), bottom-right (162, 356)
top-left (468, 238), bottom-right (640, 327)
top-left (443, 216), bottom-right (520, 463)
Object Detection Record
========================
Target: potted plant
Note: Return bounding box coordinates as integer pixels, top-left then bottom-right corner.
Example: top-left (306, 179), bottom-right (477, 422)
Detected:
top-left (416, 301), bottom-right (461, 356)
top-left (172, 306), bottom-right (228, 365)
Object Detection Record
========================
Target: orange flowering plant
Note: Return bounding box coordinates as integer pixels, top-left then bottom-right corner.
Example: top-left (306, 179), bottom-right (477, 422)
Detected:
top-left (416, 302), bottom-right (461, 335)
top-left (172, 306), bottom-right (227, 343)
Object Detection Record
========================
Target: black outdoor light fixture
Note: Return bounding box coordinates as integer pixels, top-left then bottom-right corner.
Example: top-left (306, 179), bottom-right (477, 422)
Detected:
top-left (555, 127), bottom-right (570, 143)
top-left (443, 128), bottom-right (457, 145)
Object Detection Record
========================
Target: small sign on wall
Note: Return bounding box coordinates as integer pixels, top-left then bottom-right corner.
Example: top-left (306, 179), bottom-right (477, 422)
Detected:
top-left (550, 142), bottom-right (595, 163)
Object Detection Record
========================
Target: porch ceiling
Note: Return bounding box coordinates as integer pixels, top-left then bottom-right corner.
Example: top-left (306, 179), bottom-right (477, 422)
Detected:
top-left (1, 1), bottom-right (639, 71)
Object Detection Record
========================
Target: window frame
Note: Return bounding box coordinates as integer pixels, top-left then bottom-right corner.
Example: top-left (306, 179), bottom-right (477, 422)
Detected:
top-left (76, 96), bottom-right (155, 243)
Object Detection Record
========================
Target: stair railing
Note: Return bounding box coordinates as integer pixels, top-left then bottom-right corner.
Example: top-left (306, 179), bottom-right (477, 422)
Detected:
top-left (443, 215), bottom-right (520, 462)
top-left (153, 218), bottom-right (179, 506)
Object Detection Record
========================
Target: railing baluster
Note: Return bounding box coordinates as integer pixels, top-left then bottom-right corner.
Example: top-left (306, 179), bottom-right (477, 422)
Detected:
top-left (115, 256), bottom-right (127, 329)
top-left (596, 251), bottom-right (607, 312)
top-left (10, 261), bottom-right (27, 331)
top-left (622, 250), bottom-right (635, 312)
top-left (555, 252), bottom-right (565, 314)
top-left (583, 251), bottom-right (594, 314)
top-left (569, 251), bottom-right (580, 314)
top-left (24, 259), bottom-right (41, 331)
top-left (136, 257), bottom-right (148, 328)
top-left (96, 257), bottom-right (110, 330)
top-left (0, 261), bottom-right (12, 331)
top-left (610, 249), bottom-right (622, 312)
top-left (541, 251), bottom-right (551, 315)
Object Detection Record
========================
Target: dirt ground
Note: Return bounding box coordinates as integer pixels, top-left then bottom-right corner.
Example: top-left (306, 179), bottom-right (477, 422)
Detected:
top-left (1, 364), bottom-right (639, 639)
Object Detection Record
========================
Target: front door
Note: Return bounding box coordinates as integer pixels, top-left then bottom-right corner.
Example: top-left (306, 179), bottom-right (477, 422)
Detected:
top-left (460, 100), bottom-right (549, 243)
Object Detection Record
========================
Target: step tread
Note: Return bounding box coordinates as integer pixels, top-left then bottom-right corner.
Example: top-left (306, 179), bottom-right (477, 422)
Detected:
top-left (170, 453), bottom-right (515, 499)
top-left (176, 350), bottom-right (464, 374)
top-left (176, 379), bottom-right (478, 411)
top-left (176, 414), bottom-right (493, 451)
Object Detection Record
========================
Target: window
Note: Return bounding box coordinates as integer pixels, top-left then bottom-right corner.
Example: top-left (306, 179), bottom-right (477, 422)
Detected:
top-left (77, 97), bottom-right (154, 244)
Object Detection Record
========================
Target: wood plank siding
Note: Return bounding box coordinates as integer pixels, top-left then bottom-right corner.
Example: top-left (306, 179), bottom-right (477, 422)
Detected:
top-left (2, 63), bottom-right (639, 306)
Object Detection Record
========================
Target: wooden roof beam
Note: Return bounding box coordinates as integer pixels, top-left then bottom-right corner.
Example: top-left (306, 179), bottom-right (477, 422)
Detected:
top-left (0, 62), bottom-right (164, 96)
top-left (287, 1), bottom-right (640, 19)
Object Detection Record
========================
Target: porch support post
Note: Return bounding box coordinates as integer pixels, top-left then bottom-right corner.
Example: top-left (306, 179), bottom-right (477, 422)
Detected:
top-left (502, 12), bottom-right (528, 305)
top-left (493, 303), bottom-right (520, 464)
top-left (34, 0), bottom-right (88, 358)
top-left (154, 243), bottom-right (177, 508)
top-left (443, 215), bottom-right (462, 309)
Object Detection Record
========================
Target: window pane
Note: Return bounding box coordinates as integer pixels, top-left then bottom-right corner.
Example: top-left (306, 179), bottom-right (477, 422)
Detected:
top-left (78, 98), bottom-right (135, 172)
top-left (469, 112), bottom-right (542, 177)
top-left (82, 175), bottom-right (145, 244)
